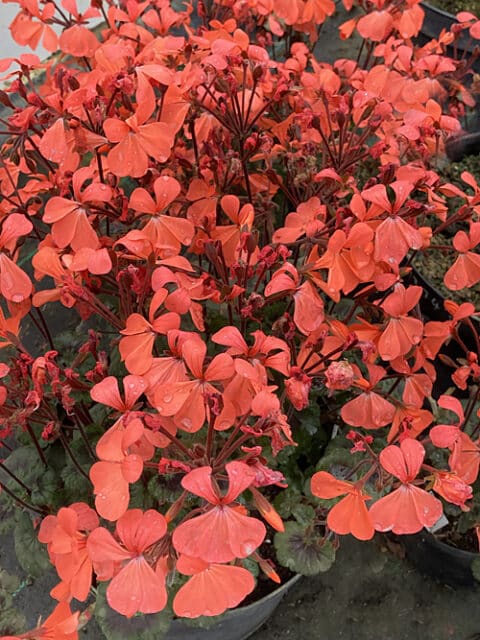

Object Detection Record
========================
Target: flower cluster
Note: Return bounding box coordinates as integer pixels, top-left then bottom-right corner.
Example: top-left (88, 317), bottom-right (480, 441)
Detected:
top-left (0, 0), bottom-right (480, 637)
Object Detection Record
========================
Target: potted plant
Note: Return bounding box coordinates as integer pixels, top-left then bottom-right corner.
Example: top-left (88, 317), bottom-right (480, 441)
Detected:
top-left (1, 0), bottom-right (480, 638)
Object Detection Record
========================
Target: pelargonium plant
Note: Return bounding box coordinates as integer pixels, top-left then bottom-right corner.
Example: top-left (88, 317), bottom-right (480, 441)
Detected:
top-left (1, 0), bottom-right (480, 637)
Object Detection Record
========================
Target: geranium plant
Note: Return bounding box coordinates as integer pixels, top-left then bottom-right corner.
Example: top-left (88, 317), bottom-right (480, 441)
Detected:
top-left (1, 0), bottom-right (480, 637)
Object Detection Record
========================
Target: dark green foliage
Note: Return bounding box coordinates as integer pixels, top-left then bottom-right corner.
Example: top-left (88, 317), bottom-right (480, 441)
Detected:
top-left (274, 522), bottom-right (335, 575)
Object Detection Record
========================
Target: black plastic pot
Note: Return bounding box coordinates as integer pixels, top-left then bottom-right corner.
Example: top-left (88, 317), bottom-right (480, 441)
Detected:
top-left (400, 531), bottom-right (479, 587)
top-left (409, 266), bottom-right (480, 397)
top-left (446, 131), bottom-right (480, 161)
top-left (410, 266), bottom-right (449, 321)
top-left (166, 574), bottom-right (302, 640)
top-left (419, 2), bottom-right (480, 73)
top-left (418, 2), bottom-right (480, 154)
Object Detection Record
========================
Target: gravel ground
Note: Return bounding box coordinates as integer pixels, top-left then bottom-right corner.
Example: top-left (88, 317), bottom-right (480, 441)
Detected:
top-left (1, 531), bottom-right (480, 640)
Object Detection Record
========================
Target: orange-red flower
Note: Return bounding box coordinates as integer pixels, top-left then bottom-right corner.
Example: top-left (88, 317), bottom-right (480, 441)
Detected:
top-left (362, 181), bottom-right (423, 268)
top-left (0, 214), bottom-right (33, 303)
top-left (172, 462), bottom-right (266, 563)
top-left (38, 503), bottom-right (99, 602)
top-left (369, 438), bottom-right (443, 534)
top-left (341, 364), bottom-right (395, 429)
top-left (87, 509), bottom-right (168, 617)
top-left (104, 110), bottom-right (175, 178)
top-left (172, 555), bottom-right (255, 618)
top-left (129, 176), bottom-right (194, 258)
top-left (378, 284), bottom-right (423, 361)
top-left (431, 471), bottom-right (472, 511)
top-left (0, 602), bottom-right (79, 640)
top-left (311, 471), bottom-right (374, 540)
top-left (43, 167), bottom-right (111, 253)
top-left (444, 223), bottom-right (480, 290)
top-left (119, 292), bottom-right (181, 375)
top-left (89, 419), bottom-right (145, 521)
top-left (154, 338), bottom-right (234, 432)
top-left (430, 395), bottom-right (480, 484)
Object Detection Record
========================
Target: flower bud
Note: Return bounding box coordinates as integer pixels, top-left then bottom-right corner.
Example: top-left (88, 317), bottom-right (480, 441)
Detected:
top-left (432, 471), bottom-right (472, 511)
top-left (325, 360), bottom-right (355, 390)
top-left (285, 367), bottom-right (312, 411)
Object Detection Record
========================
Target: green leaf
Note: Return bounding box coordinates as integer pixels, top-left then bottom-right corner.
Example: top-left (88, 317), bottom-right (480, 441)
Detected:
top-left (0, 569), bottom-right (20, 596)
top-left (274, 522), bottom-right (335, 576)
top-left (129, 481), bottom-right (154, 511)
top-left (0, 513), bottom-right (14, 535)
top-left (0, 576), bottom-right (26, 636)
top-left (241, 556), bottom-right (260, 578)
top-left (61, 461), bottom-right (92, 505)
top-left (314, 445), bottom-right (354, 474)
top-left (31, 469), bottom-right (60, 507)
top-left (292, 504), bottom-right (316, 527)
top-left (13, 512), bottom-right (51, 579)
top-left (94, 583), bottom-right (172, 640)
top-left (472, 557), bottom-right (480, 582)
top-left (147, 476), bottom-right (182, 506)
top-left (273, 488), bottom-right (302, 519)
top-left (0, 447), bottom-right (43, 490)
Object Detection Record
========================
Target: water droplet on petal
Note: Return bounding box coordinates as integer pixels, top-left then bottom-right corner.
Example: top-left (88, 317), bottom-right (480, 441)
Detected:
top-left (162, 394), bottom-right (172, 403)
top-left (240, 540), bottom-right (257, 556)
top-left (11, 293), bottom-right (24, 302)
top-left (181, 418), bottom-right (192, 429)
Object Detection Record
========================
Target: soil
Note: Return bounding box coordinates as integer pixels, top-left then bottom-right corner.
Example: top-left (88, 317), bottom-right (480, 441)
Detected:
top-left (423, 0), bottom-right (480, 15)
top-left (413, 233), bottom-right (480, 307)
top-left (436, 524), bottom-right (479, 552)
top-left (413, 153), bottom-right (480, 307)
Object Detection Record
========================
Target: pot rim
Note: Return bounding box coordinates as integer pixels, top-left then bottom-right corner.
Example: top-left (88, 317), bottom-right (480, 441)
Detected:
top-left (420, 1), bottom-right (459, 20)
top-left (236, 573), bottom-right (302, 612)
top-left (412, 530), bottom-right (479, 560)
top-left (171, 573), bottom-right (302, 621)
